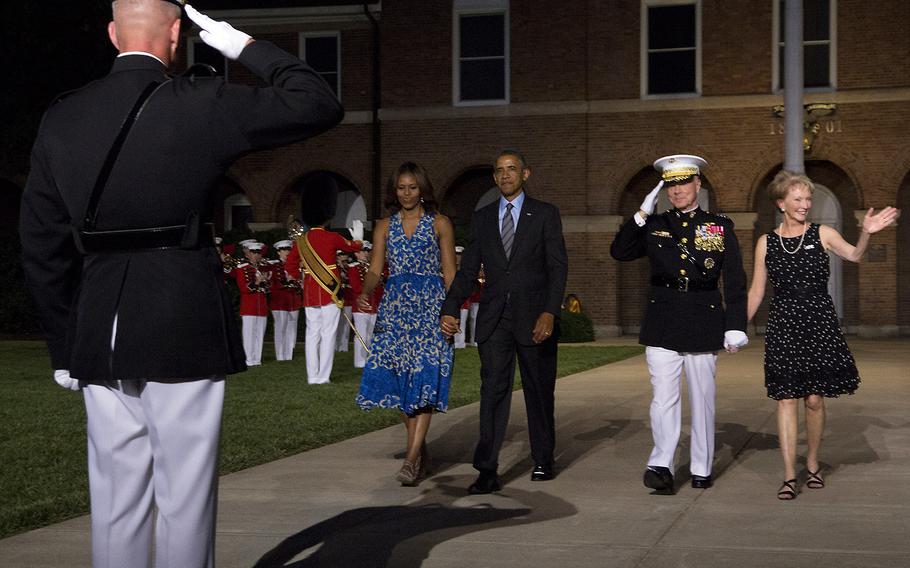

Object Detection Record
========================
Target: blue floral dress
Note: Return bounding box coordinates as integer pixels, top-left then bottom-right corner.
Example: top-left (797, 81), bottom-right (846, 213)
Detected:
top-left (356, 212), bottom-right (453, 414)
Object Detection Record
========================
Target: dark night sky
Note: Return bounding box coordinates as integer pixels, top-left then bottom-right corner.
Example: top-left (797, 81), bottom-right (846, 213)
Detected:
top-left (0, 1), bottom-right (364, 179)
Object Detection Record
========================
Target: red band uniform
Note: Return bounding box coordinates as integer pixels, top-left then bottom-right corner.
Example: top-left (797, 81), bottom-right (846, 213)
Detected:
top-left (269, 240), bottom-right (302, 361)
top-left (286, 227), bottom-right (361, 383)
top-left (235, 242), bottom-right (271, 366)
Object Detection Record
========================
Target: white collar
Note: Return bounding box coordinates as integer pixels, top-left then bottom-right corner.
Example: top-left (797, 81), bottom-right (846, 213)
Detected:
top-left (118, 51), bottom-right (166, 66)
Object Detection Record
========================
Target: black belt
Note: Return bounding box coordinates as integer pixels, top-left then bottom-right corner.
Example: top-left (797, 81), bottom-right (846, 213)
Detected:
top-left (651, 276), bottom-right (718, 292)
top-left (774, 285), bottom-right (827, 299)
top-left (75, 222), bottom-right (215, 254)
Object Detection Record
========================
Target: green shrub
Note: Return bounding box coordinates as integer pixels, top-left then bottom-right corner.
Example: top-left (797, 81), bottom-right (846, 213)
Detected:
top-left (559, 309), bottom-right (594, 343)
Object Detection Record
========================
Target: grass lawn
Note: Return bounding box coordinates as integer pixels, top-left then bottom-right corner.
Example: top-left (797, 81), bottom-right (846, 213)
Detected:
top-left (0, 340), bottom-right (643, 539)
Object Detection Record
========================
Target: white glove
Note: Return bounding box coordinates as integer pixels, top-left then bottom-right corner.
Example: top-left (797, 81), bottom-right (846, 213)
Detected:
top-left (724, 330), bottom-right (749, 350)
top-left (54, 369), bottom-right (81, 391)
top-left (185, 5), bottom-right (253, 60)
top-left (639, 180), bottom-right (664, 216)
top-left (350, 219), bottom-right (364, 242)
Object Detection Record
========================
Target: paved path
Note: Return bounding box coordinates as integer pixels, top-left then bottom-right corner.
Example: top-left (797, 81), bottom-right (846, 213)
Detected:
top-left (3, 339), bottom-right (909, 567)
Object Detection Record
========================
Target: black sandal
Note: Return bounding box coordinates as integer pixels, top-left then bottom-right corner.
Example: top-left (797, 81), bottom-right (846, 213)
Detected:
top-left (777, 478), bottom-right (799, 500)
top-left (806, 468), bottom-right (825, 489)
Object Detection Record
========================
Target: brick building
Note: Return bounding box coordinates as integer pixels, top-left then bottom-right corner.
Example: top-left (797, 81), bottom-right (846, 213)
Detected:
top-left (183, 0), bottom-right (908, 337)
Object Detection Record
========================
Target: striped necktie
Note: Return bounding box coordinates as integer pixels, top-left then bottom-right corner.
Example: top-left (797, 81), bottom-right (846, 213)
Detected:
top-left (501, 203), bottom-right (515, 259)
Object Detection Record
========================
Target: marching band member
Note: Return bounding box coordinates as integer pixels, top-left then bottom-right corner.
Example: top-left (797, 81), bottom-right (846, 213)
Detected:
top-left (348, 242), bottom-right (383, 368)
top-left (452, 246), bottom-right (469, 349)
top-left (269, 240), bottom-right (301, 361)
top-left (335, 252), bottom-right (354, 352)
top-left (286, 222), bottom-right (362, 384)
top-left (235, 242), bottom-right (270, 366)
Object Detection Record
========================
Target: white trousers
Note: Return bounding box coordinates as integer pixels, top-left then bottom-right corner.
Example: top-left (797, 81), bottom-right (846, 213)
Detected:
top-left (335, 306), bottom-right (352, 351)
top-left (241, 315), bottom-right (267, 366)
top-left (645, 346), bottom-right (717, 478)
top-left (83, 378), bottom-right (224, 568)
top-left (468, 303), bottom-right (480, 346)
top-left (453, 307), bottom-right (469, 348)
top-left (353, 312), bottom-right (377, 368)
top-left (305, 304), bottom-right (341, 383)
top-left (272, 309), bottom-right (300, 361)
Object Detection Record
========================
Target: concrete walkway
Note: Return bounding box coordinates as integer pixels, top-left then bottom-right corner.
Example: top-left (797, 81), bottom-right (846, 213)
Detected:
top-left (2, 338), bottom-right (909, 567)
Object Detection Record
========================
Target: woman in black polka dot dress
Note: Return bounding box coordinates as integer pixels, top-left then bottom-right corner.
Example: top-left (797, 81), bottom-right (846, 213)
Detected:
top-left (746, 170), bottom-right (898, 501)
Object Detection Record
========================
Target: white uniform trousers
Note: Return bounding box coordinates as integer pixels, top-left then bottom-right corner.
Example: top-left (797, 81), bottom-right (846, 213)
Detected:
top-left (453, 307), bottom-right (469, 348)
top-left (353, 312), bottom-right (377, 368)
top-left (305, 304), bottom-right (341, 383)
top-left (241, 315), bottom-right (267, 366)
top-left (83, 377), bottom-right (224, 568)
top-left (335, 305), bottom-right (352, 351)
top-left (468, 303), bottom-right (480, 346)
top-left (271, 309), bottom-right (299, 361)
top-left (645, 346), bottom-right (717, 478)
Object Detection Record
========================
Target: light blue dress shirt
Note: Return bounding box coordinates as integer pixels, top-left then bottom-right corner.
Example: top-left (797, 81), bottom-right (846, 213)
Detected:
top-left (498, 191), bottom-right (526, 235)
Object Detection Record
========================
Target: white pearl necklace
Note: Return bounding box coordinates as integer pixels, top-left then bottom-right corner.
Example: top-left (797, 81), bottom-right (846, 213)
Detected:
top-left (778, 220), bottom-right (808, 254)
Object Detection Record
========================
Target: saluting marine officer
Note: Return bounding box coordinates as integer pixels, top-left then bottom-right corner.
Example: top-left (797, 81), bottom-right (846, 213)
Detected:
top-left (19, 1), bottom-right (343, 565)
top-left (610, 155), bottom-right (748, 495)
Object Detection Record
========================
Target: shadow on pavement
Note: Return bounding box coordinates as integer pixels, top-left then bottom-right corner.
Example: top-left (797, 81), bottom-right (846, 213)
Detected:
top-left (253, 484), bottom-right (577, 568)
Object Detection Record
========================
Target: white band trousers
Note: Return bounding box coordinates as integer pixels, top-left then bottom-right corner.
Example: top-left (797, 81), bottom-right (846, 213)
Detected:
top-left (335, 305), bottom-right (352, 351)
top-left (304, 304), bottom-right (341, 383)
top-left (241, 315), bottom-right (267, 366)
top-left (352, 312), bottom-right (377, 368)
top-left (271, 309), bottom-right (299, 361)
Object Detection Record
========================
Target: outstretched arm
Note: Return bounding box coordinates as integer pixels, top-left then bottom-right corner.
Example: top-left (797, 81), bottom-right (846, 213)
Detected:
top-left (820, 207), bottom-right (898, 262)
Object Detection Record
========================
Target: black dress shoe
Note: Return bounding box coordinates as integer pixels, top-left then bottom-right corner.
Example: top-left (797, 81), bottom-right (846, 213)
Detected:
top-left (468, 471), bottom-right (501, 494)
top-left (691, 475), bottom-right (713, 489)
top-left (643, 466), bottom-right (675, 495)
top-left (530, 464), bottom-right (555, 481)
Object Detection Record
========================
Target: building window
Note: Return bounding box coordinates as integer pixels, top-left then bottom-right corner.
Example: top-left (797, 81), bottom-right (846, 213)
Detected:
top-left (774, 0), bottom-right (836, 90)
top-left (224, 194), bottom-right (252, 231)
top-left (641, 0), bottom-right (701, 97)
top-left (300, 33), bottom-right (341, 97)
top-left (453, 0), bottom-right (509, 106)
top-left (188, 39), bottom-right (227, 78)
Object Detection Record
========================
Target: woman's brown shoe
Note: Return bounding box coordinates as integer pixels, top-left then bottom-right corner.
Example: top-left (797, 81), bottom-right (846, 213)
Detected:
top-left (396, 457), bottom-right (421, 486)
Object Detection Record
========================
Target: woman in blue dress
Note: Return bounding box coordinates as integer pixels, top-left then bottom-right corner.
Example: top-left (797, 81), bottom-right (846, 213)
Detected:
top-left (355, 162), bottom-right (457, 485)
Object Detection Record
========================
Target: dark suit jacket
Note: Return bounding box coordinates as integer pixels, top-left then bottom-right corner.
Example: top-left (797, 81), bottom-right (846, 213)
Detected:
top-left (20, 41), bottom-right (343, 382)
top-left (610, 208), bottom-right (747, 352)
top-left (443, 195), bottom-right (568, 345)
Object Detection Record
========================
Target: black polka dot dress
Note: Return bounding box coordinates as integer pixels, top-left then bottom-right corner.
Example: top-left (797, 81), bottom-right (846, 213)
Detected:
top-left (764, 223), bottom-right (860, 400)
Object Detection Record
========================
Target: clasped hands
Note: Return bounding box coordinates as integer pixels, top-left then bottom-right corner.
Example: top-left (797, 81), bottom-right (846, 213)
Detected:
top-left (441, 312), bottom-right (555, 344)
top-left (723, 330), bottom-right (748, 353)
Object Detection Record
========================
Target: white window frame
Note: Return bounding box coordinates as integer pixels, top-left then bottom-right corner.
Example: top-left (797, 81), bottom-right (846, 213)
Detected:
top-left (299, 31), bottom-right (342, 99)
top-left (187, 38), bottom-right (229, 81)
top-left (224, 193), bottom-right (252, 231)
top-left (452, 0), bottom-right (510, 107)
top-left (640, 0), bottom-right (702, 99)
top-left (772, 0), bottom-right (837, 92)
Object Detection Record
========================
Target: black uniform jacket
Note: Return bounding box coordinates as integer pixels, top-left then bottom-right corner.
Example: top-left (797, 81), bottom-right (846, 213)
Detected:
top-left (610, 208), bottom-right (747, 353)
top-left (442, 195), bottom-right (568, 346)
top-left (20, 42), bottom-right (343, 382)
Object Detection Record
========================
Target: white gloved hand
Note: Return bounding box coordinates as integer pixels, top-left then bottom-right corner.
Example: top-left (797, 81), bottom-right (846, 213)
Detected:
top-left (54, 369), bottom-right (81, 391)
top-left (185, 4), bottom-right (253, 60)
top-left (723, 330), bottom-right (749, 350)
top-left (350, 219), bottom-right (364, 242)
top-left (639, 180), bottom-right (664, 216)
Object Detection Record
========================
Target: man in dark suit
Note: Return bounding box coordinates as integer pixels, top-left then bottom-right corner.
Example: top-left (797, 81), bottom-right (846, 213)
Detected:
top-left (19, 1), bottom-right (342, 565)
top-left (610, 154), bottom-right (748, 495)
top-left (441, 150), bottom-right (568, 494)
